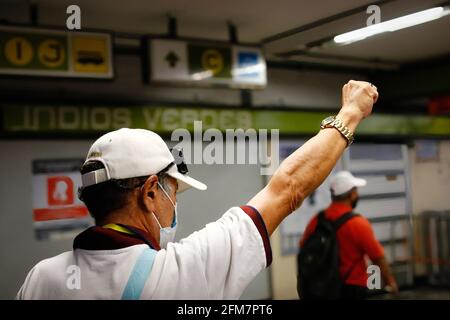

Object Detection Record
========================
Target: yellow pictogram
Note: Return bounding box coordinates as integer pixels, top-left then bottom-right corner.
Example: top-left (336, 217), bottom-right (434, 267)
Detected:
top-left (4, 37), bottom-right (33, 66)
top-left (72, 36), bottom-right (109, 74)
top-left (201, 49), bottom-right (223, 75)
top-left (38, 39), bottom-right (66, 68)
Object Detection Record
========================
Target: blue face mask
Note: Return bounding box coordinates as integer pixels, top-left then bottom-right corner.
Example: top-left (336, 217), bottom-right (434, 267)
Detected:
top-left (152, 182), bottom-right (177, 249)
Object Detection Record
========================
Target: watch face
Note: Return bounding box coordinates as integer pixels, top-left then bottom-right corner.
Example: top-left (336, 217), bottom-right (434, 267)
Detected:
top-left (321, 116), bottom-right (335, 127)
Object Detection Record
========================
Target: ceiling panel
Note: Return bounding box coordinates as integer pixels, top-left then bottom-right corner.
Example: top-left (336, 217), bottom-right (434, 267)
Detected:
top-left (0, 0), bottom-right (448, 65)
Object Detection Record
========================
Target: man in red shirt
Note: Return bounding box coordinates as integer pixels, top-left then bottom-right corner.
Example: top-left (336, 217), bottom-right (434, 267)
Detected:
top-left (300, 171), bottom-right (398, 299)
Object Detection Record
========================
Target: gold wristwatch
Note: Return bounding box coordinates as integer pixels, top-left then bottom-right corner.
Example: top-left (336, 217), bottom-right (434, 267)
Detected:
top-left (320, 116), bottom-right (354, 147)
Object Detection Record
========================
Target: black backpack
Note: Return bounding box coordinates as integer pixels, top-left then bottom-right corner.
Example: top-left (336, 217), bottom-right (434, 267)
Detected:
top-left (297, 210), bottom-right (358, 300)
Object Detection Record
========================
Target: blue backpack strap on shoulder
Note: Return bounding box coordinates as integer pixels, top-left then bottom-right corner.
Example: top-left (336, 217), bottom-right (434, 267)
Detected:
top-left (121, 247), bottom-right (157, 300)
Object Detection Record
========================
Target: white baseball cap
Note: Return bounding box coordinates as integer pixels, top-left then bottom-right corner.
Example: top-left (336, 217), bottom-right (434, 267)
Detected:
top-left (81, 128), bottom-right (207, 193)
top-left (329, 170), bottom-right (366, 196)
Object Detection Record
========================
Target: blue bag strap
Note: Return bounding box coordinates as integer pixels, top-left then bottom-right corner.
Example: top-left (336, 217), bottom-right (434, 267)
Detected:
top-left (121, 247), bottom-right (157, 300)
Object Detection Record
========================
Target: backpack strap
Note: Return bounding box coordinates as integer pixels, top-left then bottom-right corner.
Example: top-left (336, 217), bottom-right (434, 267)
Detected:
top-left (332, 211), bottom-right (359, 230)
top-left (317, 210), bottom-right (326, 221)
top-left (117, 225), bottom-right (158, 300)
top-left (121, 247), bottom-right (156, 300)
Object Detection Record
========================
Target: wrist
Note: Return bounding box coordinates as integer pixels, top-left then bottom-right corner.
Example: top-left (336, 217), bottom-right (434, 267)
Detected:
top-left (337, 107), bottom-right (363, 132)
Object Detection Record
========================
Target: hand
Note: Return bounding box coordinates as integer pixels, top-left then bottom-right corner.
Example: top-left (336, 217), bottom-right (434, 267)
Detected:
top-left (384, 282), bottom-right (399, 295)
top-left (340, 80), bottom-right (379, 122)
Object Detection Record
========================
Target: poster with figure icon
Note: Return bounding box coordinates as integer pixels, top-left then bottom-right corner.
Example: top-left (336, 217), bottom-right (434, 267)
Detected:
top-left (32, 159), bottom-right (93, 240)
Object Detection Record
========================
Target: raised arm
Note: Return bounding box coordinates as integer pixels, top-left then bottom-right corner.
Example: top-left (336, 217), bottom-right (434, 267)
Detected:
top-left (248, 80), bottom-right (378, 235)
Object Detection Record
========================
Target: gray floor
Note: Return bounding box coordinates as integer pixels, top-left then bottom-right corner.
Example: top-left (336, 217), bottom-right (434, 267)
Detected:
top-left (368, 287), bottom-right (450, 300)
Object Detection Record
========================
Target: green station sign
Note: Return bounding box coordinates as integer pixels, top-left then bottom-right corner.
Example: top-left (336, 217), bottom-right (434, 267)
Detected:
top-left (1, 104), bottom-right (450, 138)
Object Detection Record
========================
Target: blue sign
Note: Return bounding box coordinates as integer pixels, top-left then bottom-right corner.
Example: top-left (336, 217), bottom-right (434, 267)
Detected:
top-left (237, 52), bottom-right (259, 77)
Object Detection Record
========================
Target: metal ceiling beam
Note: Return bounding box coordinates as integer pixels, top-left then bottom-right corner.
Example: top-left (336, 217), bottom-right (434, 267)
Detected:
top-left (267, 59), bottom-right (379, 74)
top-left (261, 0), bottom-right (395, 44)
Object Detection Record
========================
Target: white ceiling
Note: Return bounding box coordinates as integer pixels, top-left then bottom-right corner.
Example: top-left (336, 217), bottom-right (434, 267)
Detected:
top-left (1, 0), bottom-right (449, 67)
top-left (30, 0), bottom-right (375, 40)
top-left (264, 0), bottom-right (450, 66)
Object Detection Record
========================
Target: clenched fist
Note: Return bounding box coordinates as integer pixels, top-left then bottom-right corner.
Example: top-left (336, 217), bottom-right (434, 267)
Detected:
top-left (342, 80), bottom-right (378, 118)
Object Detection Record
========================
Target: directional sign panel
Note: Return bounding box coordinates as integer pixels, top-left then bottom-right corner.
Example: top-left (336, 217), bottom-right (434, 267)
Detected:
top-left (72, 35), bottom-right (111, 75)
top-left (233, 46), bottom-right (267, 86)
top-left (149, 38), bottom-right (266, 88)
top-left (188, 44), bottom-right (232, 80)
top-left (0, 26), bottom-right (113, 78)
top-left (150, 39), bottom-right (188, 82)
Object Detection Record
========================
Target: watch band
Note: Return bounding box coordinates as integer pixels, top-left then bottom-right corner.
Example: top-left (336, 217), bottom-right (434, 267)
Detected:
top-left (332, 118), bottom-right (354, 146)
top-left (321, 116), bottom-right (354, 146)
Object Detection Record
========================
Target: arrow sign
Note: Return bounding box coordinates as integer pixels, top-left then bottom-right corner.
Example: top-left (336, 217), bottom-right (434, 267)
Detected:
top-left (165, 51), bottom-right (179, 68)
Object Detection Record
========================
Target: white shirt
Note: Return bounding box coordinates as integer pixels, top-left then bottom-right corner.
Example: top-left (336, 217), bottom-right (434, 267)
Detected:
top-left (17, 206), bottom-right (272, 300)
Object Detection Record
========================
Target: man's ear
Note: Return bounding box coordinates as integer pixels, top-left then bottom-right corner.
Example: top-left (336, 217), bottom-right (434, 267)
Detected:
top-left (139, 175), bottom-right (159, 212)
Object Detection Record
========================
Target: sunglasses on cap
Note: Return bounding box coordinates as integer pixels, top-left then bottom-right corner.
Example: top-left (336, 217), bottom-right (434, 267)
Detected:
top-left (169, 147), bottom-right (188, 174)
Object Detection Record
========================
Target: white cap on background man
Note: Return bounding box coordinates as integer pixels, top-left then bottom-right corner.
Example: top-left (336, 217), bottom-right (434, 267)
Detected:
top-left (329, 170), bottom-right (366, 196)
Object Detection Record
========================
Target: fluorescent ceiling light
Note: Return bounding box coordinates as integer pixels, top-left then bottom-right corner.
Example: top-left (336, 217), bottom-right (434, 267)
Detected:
top-left (334, 6), bottom-right (450, 45)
